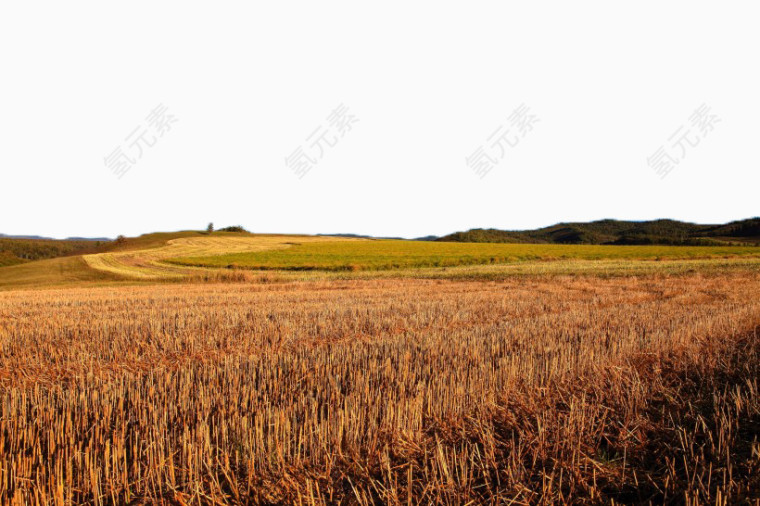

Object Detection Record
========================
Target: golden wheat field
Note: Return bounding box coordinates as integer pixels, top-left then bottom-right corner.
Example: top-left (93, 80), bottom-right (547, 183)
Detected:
top-left (1, 269), bottom-right (760, 504)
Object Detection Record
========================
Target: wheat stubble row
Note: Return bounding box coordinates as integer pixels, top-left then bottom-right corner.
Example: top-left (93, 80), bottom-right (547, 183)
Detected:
top-left (1, 274), bottom-right (759, 504)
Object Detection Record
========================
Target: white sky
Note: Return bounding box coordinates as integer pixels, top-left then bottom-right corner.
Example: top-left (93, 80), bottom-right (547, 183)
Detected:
top-left (1, 1), bottom-right (758, 239)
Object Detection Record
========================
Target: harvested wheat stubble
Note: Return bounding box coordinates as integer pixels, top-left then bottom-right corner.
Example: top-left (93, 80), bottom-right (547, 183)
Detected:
top-left (1, 273), bottom-right (760, 504)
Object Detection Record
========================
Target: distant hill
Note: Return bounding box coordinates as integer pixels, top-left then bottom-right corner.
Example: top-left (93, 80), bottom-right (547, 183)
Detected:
top-left (65, 236), bottom-right (113, 241)
top-left (0, 233), bottom-right (111, 241)
top-left (317, 233), bottom-right (406, 240)
top-left (0, 233), bottom-right (54, 240)
top-left (318, 233), bottom-right (441, 241)
top-left (437, 218), bottom-right (760, 246)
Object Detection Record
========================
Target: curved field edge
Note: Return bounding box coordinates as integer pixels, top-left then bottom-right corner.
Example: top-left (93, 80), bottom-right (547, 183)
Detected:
top-left (164, 240), bottom-right (760, 271)
top-left (82, 235), bottom-right (366, 280)
top-left (0, 232), bottom-right (281, 289)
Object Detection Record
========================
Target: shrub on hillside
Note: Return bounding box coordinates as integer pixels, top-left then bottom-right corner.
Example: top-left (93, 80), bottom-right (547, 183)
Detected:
top-left (218, 226), bottom-right (248, 233)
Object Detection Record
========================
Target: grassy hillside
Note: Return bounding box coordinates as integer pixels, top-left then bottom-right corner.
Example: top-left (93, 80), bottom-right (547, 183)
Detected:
top-left (5, 229), bottom-right (760, 290)
top-left (438, 218), bottom-right (760, 245)
top-left (83, 233), bottom-right (362, 280)
top-left (108, 230), bottom-right (263, 250)
top-left (0, 231), bottom-right (365, 289)
top-left (0, 251), bottom-right (25, 267)
top-left (0, 237), bottom-right (109, 266)
top-left (0, 232), bottom-right (204, 289)
top-left (699, 217), bottom-right (760, 238)
top-left (0, 256), bottom-right (122, 290)
top-left (166, 240), bottom-right (760, 271)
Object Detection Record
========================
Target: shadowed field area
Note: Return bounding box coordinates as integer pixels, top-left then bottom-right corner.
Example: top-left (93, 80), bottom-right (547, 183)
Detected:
top-left (0, 238), bottom-right (106, 267)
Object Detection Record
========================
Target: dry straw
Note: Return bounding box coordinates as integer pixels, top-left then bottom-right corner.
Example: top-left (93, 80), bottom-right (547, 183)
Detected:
top-left (1, 273), bottom-right (759, 504)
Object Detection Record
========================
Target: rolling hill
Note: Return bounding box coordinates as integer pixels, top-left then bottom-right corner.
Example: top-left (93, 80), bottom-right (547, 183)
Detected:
top-left (437, 218), bottom-right (760, 245)
top-left (0, 237), bottom-right (112, 267)
top-left (0, 231), bottom-right (366, 289)
top-left (3, 220), bottom-right (760, 290)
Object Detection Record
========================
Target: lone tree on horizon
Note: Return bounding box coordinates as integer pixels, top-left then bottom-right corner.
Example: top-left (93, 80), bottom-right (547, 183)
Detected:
top-left (207, 223), bottom-right (214, 233)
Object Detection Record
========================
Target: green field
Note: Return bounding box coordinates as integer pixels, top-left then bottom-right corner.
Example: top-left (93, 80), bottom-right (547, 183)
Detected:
top-left (165, 240), bottom-right (760, 271)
